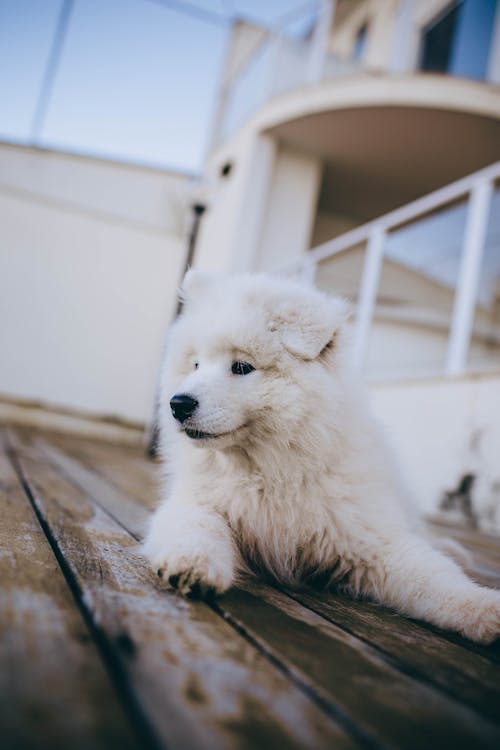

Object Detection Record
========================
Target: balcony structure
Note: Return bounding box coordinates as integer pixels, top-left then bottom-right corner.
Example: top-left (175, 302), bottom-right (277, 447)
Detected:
top-left (195, 0), bottom-right (500, 369)
top-left (185, 1), bottom-right (500, 529)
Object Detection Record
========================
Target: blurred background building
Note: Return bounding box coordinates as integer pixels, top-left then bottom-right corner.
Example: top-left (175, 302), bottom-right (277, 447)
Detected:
top-left (1, 0), bottom-right (499, 529)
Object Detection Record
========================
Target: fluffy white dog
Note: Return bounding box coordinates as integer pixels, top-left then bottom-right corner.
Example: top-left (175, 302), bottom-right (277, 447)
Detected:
top-left (144, 270), bottom-right (500, 644)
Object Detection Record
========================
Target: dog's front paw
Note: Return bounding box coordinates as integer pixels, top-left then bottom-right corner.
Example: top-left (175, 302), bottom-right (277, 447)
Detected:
top-left (155, 554), bottom-right (235, 598)
top-left (143, 504), bottom-right (237, 599)
top-left (143, 522), bottom-right (235, 598)
top-left (456, 589), bottom-right (500, 644)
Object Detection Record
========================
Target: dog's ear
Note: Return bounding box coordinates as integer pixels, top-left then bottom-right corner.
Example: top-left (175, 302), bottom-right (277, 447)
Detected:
top-left (272, 296), bottom-right (348, 360)
top-left (179, 269), bottom-right (215, 305)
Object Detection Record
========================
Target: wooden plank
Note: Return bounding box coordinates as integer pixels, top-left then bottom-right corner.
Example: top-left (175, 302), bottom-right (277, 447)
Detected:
top-left (0, 433), bottom-right (142, 750)
top-left (8, 428), bottom-right (358, 750)
top-left (41, 429), bottom-right (500, 650)
top-left (462, 561), bottom-right (500, 589)
top-left (48, 432), bottom-right (500, 588)
top-left (32, 433), bottom-right (149, 539)
top-left (424, 523), bottom-right (500, 591)
top-left (281, 584), bottom-right (500, 724)
top-left (427, 518), bottom-right (500, 566)
top-left (34, 430), bottom-right (500, 750)
top-left (218, 582), bottom-right (500, 750)
top-left (47, 432), bottom-right (158, 512)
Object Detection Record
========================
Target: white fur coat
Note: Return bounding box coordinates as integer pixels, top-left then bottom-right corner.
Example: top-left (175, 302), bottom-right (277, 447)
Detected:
top-left (144, 271), bottom-right (500, 644)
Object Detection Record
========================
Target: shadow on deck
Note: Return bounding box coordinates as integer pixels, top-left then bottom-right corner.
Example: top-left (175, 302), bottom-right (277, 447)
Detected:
top-left (1, 425), bottom-right (500, 750)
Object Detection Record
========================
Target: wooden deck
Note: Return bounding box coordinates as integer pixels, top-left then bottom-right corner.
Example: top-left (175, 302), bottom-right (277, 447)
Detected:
top-left (1, 425), bottom-right (500, 750)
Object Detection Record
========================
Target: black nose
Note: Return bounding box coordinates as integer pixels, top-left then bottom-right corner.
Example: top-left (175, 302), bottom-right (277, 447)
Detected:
top-left (170, 394), bottom-right (198, 423)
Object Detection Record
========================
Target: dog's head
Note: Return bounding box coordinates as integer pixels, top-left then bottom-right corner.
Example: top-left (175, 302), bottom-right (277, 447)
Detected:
top-left (162, 270), bottom-right (350, 451)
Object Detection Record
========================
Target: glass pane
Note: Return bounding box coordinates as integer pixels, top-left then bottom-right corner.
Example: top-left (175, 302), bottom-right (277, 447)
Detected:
top-left (219, 40), bottom-right (275, 141)
top-left (365, 201), bottom-right (468, 379)
top-left (420, 2), bottom-right (460, 73)
top-left (468, 185), bottom-right (500, 371)
top-left (450, 0), bottom-right (497, 81)
top-left (420, 0), bottom-right (497, 81)
top-left (353, 24), bottom-right (368, 62)
top-left (315, 241), bottom-right (366, 306)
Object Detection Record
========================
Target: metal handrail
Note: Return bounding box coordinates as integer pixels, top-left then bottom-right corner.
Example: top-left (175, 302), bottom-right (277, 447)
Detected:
top-left (278, 160), bottom-right (500, 277)
top-left (276, 161), bottom-right (500, 377)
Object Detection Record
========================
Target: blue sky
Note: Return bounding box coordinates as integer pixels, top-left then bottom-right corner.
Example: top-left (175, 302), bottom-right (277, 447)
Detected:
top-left (0, 0), bottom-right (313, 172)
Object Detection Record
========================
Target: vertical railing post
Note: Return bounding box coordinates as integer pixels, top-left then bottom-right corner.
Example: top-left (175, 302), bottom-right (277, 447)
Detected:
top-left (487, 0), bottom-right (500, 84)
top-left (446, 179), bottom-right (493, 376)
top-left (390, 0), bottom-right (416, 73)
top-left (352, 226), bottom-right (386, 369)
top-left (306, 0), bottom-right (336, 84)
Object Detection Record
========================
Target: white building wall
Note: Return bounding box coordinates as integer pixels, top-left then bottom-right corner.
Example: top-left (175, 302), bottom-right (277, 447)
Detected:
top-left (0, 144), bottom-right (190, 424)
top-left (195, 129), bottom-right (277, 273)
top-left (328, 0), bottom-right (396, 67)
top-left (329, 0), bottom-right (467, 73)
top-left (196, 136), bottom-right (322, 275)
top-left (256, 147), bottom-right (321, 271)
top-left (371, 373), bottom-right (500, 531)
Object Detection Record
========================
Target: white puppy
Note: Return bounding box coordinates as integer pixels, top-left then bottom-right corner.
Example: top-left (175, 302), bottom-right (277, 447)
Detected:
top-left (144, 271), bottom-right (500, 644)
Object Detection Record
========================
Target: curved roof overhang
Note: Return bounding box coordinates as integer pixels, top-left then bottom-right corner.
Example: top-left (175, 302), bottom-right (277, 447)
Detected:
top-left (250, 74), bottom-right (500, 219)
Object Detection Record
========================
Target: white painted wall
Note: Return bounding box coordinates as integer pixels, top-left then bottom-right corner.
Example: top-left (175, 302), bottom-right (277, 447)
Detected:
top-left (370, 373), bottom-right (500, 531)
top-left (196, 135), bottom-right (322, 275)
top-left (0, 144), bottom-right (190, 424)
top-left (256, 146), bottom-right (321, 271)
top-left (328, 0), bottom-right (487, 75)
top-left (333, 0), bottom-right (396, 70)
top-left (195, 128), bottom-right (277, 273)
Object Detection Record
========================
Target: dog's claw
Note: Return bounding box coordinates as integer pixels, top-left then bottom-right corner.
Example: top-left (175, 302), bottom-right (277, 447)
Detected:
top-left (187, 581), bottom-right (216, 601)
top-left (188, 581), bottom-right (202, 598)
top-left (163, 571), bottom-right (217, 600)
top-left (168, 573), bottom-right (180, 589)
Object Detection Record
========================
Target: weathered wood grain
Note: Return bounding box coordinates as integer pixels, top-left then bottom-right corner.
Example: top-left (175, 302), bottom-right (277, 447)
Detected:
top-left (48, 432), bottom-right (158, 512)
top-left (33, 434), bottom-right (149, 539)
top-left (59, 429), bottom-right (500, 654)
top-left (219, 582), bottom-right (500, 750)
top-left (0, 433), bottom-right (142, 750)
top-left (425, 522), bottom-right (500, 588)
top-left (429, 517), bottom-right (500, 562)
top-left (33, 430), bottom-right (500, 750)
top-left (281, 584), bottom-right (500, 723)
top-left (9, 428), bottom-right (357, 750)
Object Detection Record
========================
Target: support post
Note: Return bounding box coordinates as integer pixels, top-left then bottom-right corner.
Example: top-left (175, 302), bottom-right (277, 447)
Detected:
top-left (487, 0), bottom-right (500, 83)
top-left (305, 0), bottom-right (335, 84)
top-left (390, 0), bottom-right (416, 73)
top-left (30, 0), bottom-right (74, 143)
top-left (446, 179), bottom-right (493, 376)
top-left (352, 227), bottom-right (386, 369)
top-left (147, 203), bottom-right (206, 457)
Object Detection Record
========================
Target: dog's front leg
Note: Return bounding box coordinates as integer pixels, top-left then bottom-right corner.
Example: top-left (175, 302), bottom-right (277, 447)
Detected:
top-left (143, 497), bottom-right (238, 597)
top-left (359, 533), bottom-right (500, 644)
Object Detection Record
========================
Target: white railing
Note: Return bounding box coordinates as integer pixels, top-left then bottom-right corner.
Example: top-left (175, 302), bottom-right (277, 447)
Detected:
top-left (277, 161), bottom-right (500, 376)
top-left (217, 1), bottom-right (343, 144)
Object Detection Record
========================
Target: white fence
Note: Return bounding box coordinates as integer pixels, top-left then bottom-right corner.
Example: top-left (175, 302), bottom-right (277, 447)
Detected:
top-left (280, 161), bottom-right (500, 377)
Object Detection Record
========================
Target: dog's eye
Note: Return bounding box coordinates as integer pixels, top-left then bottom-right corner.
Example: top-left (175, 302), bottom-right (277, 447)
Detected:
top-left (231, 360), bottom-right (254, 376)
